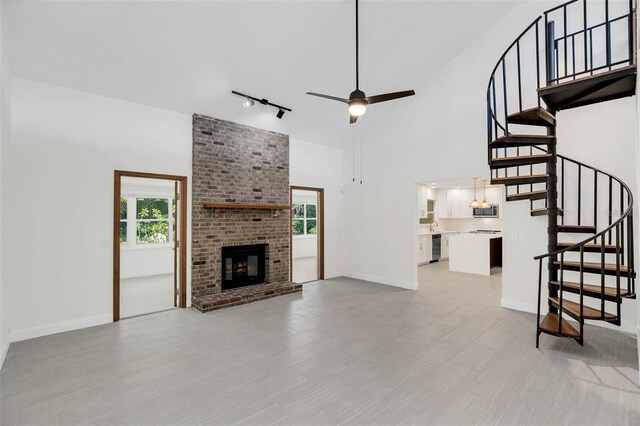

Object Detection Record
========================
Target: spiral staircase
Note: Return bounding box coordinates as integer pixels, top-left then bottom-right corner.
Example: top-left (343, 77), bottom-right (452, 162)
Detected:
top-left (487, 0), bottom-right (637, 346)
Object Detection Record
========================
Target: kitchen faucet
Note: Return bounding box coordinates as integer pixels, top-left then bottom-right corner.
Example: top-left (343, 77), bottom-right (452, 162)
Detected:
top-left (429, 220), bottom-right (439, 233)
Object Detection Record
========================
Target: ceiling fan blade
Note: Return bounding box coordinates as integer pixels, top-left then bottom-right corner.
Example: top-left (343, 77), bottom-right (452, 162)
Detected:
top-left (366, 90), bottom-right (416, 105)
top-left (306, 92), bottom-right (349, 104)
top-left (350, 115), bottom-right (358, 124)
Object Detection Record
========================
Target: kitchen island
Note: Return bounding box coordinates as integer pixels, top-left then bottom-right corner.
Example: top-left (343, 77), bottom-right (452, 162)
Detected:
top-left (448, 232), bottom-right (502, 276)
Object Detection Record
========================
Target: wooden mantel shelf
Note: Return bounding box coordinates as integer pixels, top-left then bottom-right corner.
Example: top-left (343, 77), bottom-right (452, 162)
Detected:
top-left (203, 203), bottom-right (291, 210)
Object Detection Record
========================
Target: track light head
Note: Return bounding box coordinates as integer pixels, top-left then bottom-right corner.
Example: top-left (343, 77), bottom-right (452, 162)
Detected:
top-left (276, 108), bottom-right (285, 119)
top-left (243, 97), bottom-right (255, 108)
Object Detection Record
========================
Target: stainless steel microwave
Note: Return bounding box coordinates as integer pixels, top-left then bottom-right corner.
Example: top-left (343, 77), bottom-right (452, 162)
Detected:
top-left (473, 205), bottom-right (499, 217)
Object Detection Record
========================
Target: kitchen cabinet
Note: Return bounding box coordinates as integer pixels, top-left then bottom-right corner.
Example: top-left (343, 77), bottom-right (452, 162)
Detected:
top-left (418, 186), bottom-right (436, 220)
top-left (441, 188), bottom-right (473, 218)
top-left (418, 235), bottom-right (432, 264)
top-left (485, 186), bottom-right (503, 217)
top-left (436, 189), bottom-right (448, 219)
top-left (441, 234), bottom-right (450, 259)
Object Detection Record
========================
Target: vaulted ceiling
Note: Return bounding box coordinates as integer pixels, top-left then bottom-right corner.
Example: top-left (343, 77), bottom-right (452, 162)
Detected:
top-left (6, 1), bottom-right (524, 147)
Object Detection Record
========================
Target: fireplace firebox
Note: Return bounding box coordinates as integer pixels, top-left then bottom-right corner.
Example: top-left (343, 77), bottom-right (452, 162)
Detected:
top-left (221, 244), bottom-right (266, 291)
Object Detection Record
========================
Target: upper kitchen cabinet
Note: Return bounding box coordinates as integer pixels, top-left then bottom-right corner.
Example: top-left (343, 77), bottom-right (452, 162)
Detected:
top-left (436, 189), bottom-right (448, 219)
top-left (438, 188), bottom-right (473, 219)
top-left (485, 186), bottom-right (504, 217)
top-left (417, 185), bottom-right (437, 219)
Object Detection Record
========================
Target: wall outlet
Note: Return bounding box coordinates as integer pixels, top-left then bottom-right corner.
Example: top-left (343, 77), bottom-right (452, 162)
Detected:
top-left (510, 232), bottom-right (519, 241)
top-left (99, 236), bottom-right (108, 246)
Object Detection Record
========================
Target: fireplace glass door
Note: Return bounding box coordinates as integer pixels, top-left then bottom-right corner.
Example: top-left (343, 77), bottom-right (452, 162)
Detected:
top-left (221, 244), bottom-right (266, 290)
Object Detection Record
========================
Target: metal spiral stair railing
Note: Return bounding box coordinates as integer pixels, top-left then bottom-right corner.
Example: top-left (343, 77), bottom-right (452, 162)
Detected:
top-left (486, 0), bottom-right (637, 346)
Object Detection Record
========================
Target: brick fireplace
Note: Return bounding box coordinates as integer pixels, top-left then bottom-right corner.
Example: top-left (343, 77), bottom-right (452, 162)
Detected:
top-left (191, 114), bottom-right (301, 312)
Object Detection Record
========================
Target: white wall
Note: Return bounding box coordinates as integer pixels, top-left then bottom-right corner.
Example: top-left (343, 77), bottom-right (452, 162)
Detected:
top-left (635, 23), bottom-right (640, 365)
top-left (341, 1), bottom-right (553, 290)
top-left (290, 138), bottom-right (344, 277)
top-left (0, 0), bottom-right (11, 366)
top-left (6, 78), bottom-right (193, 341)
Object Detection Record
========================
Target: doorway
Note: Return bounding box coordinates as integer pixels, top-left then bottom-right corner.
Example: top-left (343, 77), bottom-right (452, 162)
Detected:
top-left (113, 171), bottom-right (187, 321)
top-left (290, 186), bottom-right (324, 283)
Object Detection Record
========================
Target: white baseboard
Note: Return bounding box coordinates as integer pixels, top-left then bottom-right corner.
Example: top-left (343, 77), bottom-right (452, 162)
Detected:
top-left (501, 298), bottom-right (637, 334)
top-left (342, 273), bottom-right (418, 290)
top-left (8, 314), bottom-right (112, 343)
top-left (501, 298), bottom-right (537, 314)
top-left (0, 336), bottom-right (10, 368)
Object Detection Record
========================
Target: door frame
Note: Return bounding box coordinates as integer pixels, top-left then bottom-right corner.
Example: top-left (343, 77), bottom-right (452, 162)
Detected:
top-left (113, 170), bottom-right (188, 322)
top-left (289, 185), bottom-right (325, 281)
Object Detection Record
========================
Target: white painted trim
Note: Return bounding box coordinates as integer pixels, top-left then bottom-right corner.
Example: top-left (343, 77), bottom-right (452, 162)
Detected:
top-left (501, 298), bottom-right (537, 314)
top-left (342, 273), bottom-right (418, 290)
top-left (8, 314), bottom-right (112, 343)
top-left (0, 338), bottom-right (10, 368)
top-left (501, 298), bottom-right (637, 334)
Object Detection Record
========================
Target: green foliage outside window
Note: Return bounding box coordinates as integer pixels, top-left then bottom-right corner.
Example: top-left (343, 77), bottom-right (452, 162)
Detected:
top-left (136, 198), bottom-right (170, 244)
top-left (291, 203), bottom-right (318, 236)
top-left (120, 198), bottom-right (127, 244)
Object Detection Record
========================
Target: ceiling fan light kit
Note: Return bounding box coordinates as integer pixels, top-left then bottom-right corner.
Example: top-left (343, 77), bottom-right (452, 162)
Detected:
top-left (306, 0), bottom-right (415, 123)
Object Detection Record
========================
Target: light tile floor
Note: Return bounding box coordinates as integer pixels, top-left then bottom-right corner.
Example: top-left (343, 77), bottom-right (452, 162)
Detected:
top-left (1, 261), bottom-right (639, 425)
top-left (292, 257), bottom-right (318, 283)
top-left (120, 274), bottom-right (175, 318)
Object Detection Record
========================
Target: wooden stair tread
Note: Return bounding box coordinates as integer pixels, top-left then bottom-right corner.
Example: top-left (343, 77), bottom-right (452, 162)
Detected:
top-left (492, 154), bottom-right (553, 162)
top-left (558, 225), bottom-right (596, 233)
top-left (506, 107), bottom-right (555, 126)
top-left (539, 313), bottom-right (580, 338)
top-left (490, 134), bottom-right (556, 148)
top-left (539, 65), bottom-right (637, 111)
top-left (557, 242), bottom-right (620, 253)
top-left (506, 189), bottom-right (547, 202)
top-left (548, 297), bottom-right (617, 321)
top-left (531, 207), bottom-right (563, 216)
top-left (539, 65), bottom-right (636, 92)
top-left (550, 280), bottom-right (629, 298)
top-left (491, 174), bottom-right (549, 186)
top-left (490, 154), bottom-right (553, 169)
top-left (554, 261), bottom-right (629, 273)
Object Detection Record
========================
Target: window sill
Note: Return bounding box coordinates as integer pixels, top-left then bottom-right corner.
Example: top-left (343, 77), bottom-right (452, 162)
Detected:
top-left (292, 234), bottom-right (318, 239)
top-left (121, 243), bottom-right (173, 251)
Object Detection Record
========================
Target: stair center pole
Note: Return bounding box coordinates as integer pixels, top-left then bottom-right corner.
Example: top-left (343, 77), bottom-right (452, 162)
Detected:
top-left (548, 110), bottom-right (559, 313)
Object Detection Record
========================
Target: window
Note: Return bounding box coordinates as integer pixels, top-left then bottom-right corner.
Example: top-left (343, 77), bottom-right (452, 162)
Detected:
top-left (292, 203), bottom-right (317, 236)
top-left (120, 196), bottom-right (175, 247)
top-left (136, 198), bottom-right (172, 244)
top-left (120, 198), bottom-right (128, 244)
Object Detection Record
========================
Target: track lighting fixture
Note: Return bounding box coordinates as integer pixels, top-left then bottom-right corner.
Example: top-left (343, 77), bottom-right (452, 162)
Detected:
top-left (232, 90), bottom-right (292, 119)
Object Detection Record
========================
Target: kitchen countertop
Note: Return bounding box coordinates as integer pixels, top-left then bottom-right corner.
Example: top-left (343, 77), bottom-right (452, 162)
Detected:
top-left (418, 231), bottom-right (502, 236)
top-left (450, 232), bottom-right (503, 239)
top-left (417, 231), bottom-right (464, 236)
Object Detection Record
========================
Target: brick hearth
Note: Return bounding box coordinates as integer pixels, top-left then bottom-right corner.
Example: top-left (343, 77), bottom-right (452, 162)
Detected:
top-left (192, 282), bottom-right (302, 313)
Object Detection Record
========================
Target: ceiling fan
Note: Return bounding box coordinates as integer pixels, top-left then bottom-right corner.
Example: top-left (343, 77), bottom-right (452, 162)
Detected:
top-left (306, 0), bottom-right (415, 124)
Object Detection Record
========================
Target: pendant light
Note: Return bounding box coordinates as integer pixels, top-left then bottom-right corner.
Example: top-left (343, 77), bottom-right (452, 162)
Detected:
top-left (480, 179), bottom-right (491, 208)
top-left (469, 177), bottom-right (481, 208)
